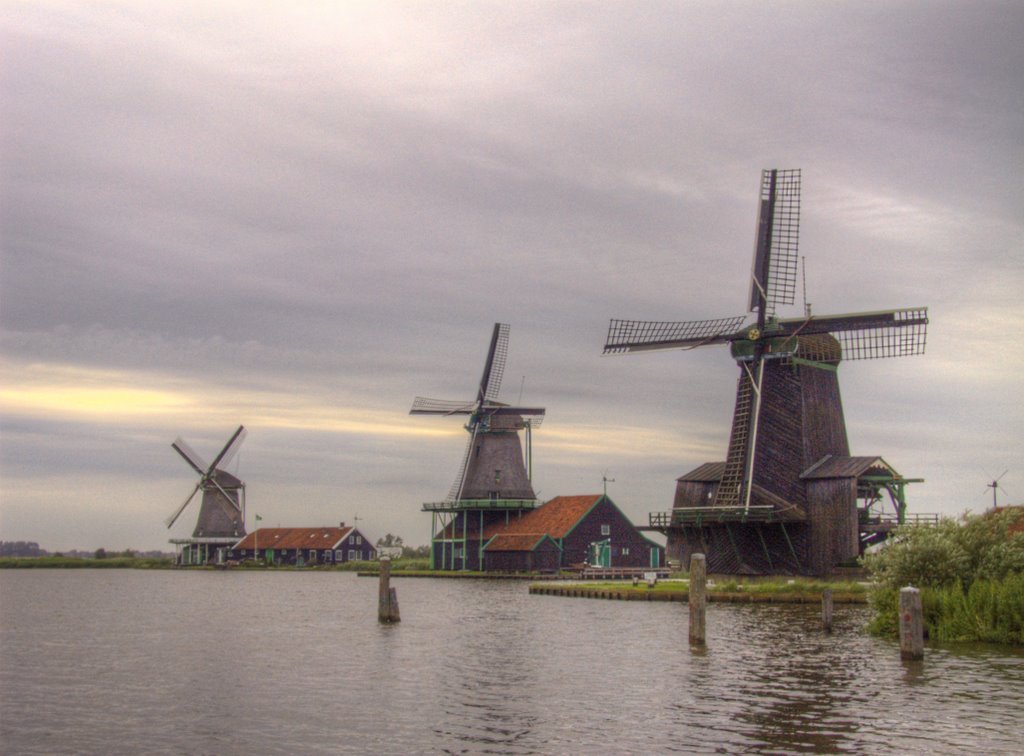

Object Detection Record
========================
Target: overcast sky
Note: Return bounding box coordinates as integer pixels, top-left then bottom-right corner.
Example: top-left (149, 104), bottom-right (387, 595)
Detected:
top-left (2, 1), bottom-right (1022, 552)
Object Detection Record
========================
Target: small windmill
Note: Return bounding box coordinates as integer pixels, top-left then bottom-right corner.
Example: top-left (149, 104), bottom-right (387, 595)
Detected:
top-left (166, 425), bottom-right (247, 538)
top-left (985, 471), bottom-right (1010, 509)
top-left (411, 323), bottom-right (544, 569)
top-left (604, 169), bottom-right (929, 575)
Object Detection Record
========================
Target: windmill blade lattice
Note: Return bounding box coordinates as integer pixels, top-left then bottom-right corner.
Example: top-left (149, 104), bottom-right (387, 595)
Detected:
top-left (165, 481), bottom-right (202, 528)
top-left (749, 168), bottom-right (801, 316)
top-left (208, 426), bottom-right (247, 473)
top-left (446, 426), bottom-right (478, 502)
top-left (410, 397), bottom-right (477, 415)
top-left (172, 438), bottom-right (208, 475)
top-left (778, 307), bottom-right (929, 361)
top-left (604, 316), bottom-right (746, 354)
top-left (479, 323), bottom-right (510, 404)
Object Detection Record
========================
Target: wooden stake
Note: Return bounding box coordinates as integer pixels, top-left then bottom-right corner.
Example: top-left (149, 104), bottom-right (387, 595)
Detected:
top-left (689, 553), bottom-right (706, 646)
top-left (899, 586), bottom-right (923, 660)
top-left (822, 588), bottom-right (834, 633)
top-left (378, 557), bottom-right (400, 623)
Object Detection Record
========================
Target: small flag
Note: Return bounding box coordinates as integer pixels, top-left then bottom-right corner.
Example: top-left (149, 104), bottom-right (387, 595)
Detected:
top-left (255, 514), bottom-right (263, 521)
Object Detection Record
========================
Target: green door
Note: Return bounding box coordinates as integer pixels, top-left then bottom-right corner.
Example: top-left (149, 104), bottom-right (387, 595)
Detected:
top-left (590, 540), bottom-right (611, 567)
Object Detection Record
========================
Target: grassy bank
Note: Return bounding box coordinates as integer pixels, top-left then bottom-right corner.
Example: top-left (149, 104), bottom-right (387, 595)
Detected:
top-left (0, 556), bottom-right (173, 569)
top-left (532, 577), bottom-right (867, 603)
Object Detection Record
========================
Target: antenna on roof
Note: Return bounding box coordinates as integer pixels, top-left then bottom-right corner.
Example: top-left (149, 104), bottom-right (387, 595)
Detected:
top-left (602, 471), bottom-right (615, 496)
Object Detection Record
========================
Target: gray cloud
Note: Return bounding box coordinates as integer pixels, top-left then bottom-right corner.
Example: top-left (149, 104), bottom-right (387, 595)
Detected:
top-left (2, 1), bottom-right (1022, 550)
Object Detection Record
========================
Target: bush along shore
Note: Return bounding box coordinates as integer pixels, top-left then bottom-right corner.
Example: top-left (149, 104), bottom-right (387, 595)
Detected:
top-left (863, 508), bottom-right (1024, 645)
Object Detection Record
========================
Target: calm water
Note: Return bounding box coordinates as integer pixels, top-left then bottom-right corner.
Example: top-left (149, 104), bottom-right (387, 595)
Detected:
top-left (1, 571), bottom-right (1023, 754)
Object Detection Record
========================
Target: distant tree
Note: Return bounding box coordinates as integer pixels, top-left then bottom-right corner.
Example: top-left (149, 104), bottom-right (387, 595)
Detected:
top-left (376, 533), bottom-right (404, 549)
top-left (0, 541), bottom-right (45, 557)
top-left (402, 544), bottom-right (430, 559)
top-left (121, 549), bottom-right (136, 558)
top-left (94, 548), bottom-right (107, 560)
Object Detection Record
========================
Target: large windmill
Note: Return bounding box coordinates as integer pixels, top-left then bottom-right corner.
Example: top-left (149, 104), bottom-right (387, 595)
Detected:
top-left (604, 169), bottom-right (928, 575)
top-left (411, 323), bottom-right (545, 570)
top-left (166, 425), bottom-right (247, 565)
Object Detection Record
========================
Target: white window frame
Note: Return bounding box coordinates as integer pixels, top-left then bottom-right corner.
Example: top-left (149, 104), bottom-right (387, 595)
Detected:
top-left (601, 524), bottom-right (610, 536)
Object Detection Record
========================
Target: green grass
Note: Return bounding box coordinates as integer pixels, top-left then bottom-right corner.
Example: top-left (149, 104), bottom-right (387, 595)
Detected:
top-left (553, 577), bottom-right (866, 598)
top-left (0, 556), bottom-right (173, 569)
top-left (867, 573), bottom-right (1024, 644)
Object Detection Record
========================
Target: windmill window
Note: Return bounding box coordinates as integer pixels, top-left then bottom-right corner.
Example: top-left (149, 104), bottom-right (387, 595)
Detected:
top-left (601, 524), bottom-right (610, 536)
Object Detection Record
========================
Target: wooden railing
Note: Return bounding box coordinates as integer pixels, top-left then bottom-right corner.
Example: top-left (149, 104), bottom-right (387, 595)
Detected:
top-left (649, 505), bottom-right (777, 528)
top-left (421, 498), bottom-right (538, 512)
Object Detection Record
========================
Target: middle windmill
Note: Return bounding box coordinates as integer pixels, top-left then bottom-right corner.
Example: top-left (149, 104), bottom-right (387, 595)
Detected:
top-left (411, 323), bottom-right (545, 570)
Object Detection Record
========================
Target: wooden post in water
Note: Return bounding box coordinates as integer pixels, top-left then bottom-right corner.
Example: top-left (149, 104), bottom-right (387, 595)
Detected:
top-left (378, 557), bottom-right (401, 623)
top-left (899, 586), bottom-right (923, 660)
top-left (689, 553), bottom-right (706, 646)
top-left (822, 588), bottom-right (834, 633)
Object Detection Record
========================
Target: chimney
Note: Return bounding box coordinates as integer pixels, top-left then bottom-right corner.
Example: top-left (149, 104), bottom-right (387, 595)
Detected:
top-left (339, 521), bottom-right (346, 528)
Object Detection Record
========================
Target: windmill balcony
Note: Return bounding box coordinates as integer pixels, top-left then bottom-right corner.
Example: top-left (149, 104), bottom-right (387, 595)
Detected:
top-left (421, 498), bottom-right (538, 513)
top-left (649, 505), bottom-right (787, 528)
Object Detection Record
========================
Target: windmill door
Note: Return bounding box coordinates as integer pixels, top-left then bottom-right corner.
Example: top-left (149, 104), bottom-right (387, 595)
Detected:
top-left (590, 539), bottom-right (611, 568)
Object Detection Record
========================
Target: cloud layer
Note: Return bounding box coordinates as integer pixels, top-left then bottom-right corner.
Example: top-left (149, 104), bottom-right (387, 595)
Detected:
top-left (2, 2), bottom-right (1022, 550)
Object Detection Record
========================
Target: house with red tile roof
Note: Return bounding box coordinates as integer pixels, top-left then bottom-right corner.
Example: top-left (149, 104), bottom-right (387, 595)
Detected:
top-left (480, 494), bottom-right (664, 572)
top-left (231, 523), bottom-right (375, 566)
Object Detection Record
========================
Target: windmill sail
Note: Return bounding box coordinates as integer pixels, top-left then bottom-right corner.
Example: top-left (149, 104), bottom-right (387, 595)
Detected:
top-left (749, 168), bottom-right (801, 317)
top-left (479, 322), bottom-right (510, 404)
top-left (603, 316), bottom-right (745, 354)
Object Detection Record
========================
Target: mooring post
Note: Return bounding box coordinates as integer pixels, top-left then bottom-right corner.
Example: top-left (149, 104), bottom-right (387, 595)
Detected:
top-left (378, 556), bottom-right (400, 623)
top-left (689, 553), bottom-right (706, 646)
top-left (822, 588), bottom-right (834, 633)
top-left (899, 586), bottom-right (923, 660)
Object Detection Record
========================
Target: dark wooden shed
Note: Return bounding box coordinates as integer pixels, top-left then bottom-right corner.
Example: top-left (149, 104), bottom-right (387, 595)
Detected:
top-left (482, 533), bottom-right (561, 572)
top-left (482, 494), bottom-right (664, 572)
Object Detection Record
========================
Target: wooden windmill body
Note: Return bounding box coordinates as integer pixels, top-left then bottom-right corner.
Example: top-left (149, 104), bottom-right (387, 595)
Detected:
top-left (166, 425), bottom-right (248, 565)
top-left (411, 323), bottom-right (544, 570)
top-left (605, 170), bottom-right (928, 575)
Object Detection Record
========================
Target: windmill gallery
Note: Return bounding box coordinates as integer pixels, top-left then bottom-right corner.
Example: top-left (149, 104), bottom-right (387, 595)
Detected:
top-left (167, 169), bottom-right (929, 577)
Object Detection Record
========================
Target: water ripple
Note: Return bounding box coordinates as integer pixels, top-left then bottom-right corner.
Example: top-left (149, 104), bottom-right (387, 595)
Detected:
top-left (2, 572), bottom-right (1023, 754)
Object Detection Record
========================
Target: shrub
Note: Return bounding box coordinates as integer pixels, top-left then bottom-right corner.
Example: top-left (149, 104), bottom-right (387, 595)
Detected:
top-left (863, 509), bottom-right (1024, 644)
top-left (863, 508), bottom-right (1024, 591)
